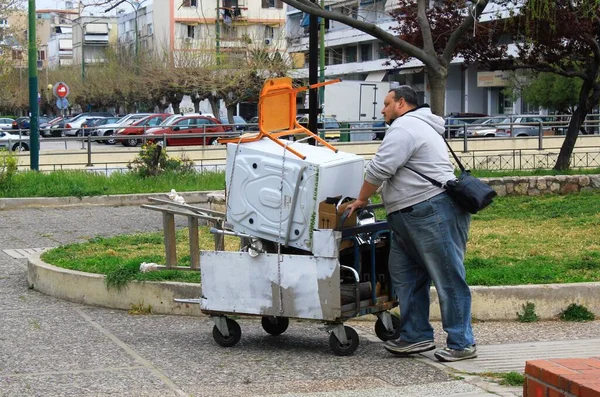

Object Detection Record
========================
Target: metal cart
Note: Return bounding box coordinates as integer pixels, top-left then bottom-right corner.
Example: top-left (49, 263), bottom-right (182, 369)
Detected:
top-left (177, 205), bottom-right (400, 356)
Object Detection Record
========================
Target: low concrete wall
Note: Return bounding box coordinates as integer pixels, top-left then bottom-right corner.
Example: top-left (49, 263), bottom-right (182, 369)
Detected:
top-left (0, 190), bottom-right (226, 210)
top-left (28, 254), bottom-right (203, 316)
top-left (28, 253), bottom-right (600, 320)
top-left (484, 174), bottom-right (600, 196)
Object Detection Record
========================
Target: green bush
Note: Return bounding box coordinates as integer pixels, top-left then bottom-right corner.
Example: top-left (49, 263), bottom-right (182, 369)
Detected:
top-left (559, 303), bottom-right (595, 322)
top-left (517, 302), bottom-right (539, 323)
top-left (127, 142), bottom-right (196, 177)
top-left (0, 149), bottom-right (18, 191)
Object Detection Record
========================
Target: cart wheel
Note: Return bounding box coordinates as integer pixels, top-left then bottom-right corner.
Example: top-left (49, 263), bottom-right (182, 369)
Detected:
top-left (374, 314), bottom-right (401, 341)
top-left (212, 318), bottom-right (242, 347)
top-left (261, 316), bottom-right (289, 336)
top-left (329, 326), bottom-right (359, 356)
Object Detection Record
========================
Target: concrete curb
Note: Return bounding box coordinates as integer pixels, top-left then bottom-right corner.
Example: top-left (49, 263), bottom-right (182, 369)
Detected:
top-left (27, 253), bottom-right (203, 316)
top-left (0, 190), bottom-right (225, 210)
top-left (28, 253), bottom-right (600, 320)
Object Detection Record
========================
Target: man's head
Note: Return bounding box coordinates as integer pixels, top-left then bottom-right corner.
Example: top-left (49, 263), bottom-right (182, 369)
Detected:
top-left (381, 86), bottom-right (418, 124)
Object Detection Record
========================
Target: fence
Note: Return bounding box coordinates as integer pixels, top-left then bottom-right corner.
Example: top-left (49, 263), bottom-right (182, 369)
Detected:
top-left (8, 122), bottom-right (600, 174)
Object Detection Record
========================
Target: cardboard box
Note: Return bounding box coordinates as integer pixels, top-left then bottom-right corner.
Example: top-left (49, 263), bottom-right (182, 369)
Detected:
top-left (318, 197), bottom-right (357, 230)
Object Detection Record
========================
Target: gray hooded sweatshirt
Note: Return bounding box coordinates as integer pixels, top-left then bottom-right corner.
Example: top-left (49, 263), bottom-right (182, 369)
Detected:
top-left (364, 106), bottom-right (456, 215)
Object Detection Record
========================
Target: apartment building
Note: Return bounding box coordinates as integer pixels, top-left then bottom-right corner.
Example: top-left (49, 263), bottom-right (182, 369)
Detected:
top-left (71, 16), bottom-right (118, 68)
top-left (115, 0), bottom-right (285, 65)
top-left (285, 1), bottom-right (520, 117)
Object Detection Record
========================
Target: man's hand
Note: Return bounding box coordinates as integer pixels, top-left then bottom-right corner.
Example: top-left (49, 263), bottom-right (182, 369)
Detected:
top-left (345, 198), bottom-right (369, 216)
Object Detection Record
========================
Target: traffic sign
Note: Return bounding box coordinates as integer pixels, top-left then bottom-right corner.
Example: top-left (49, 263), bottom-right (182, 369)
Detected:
top-left (53, 82), bottom-right (70, 98)
top-left (56, 97), bottom-right (69, 110)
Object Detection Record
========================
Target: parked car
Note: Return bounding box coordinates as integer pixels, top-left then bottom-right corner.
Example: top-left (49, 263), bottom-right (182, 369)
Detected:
top-left (113, 114), bottom-right (170, 147)
top-left (459, 116), bottom-right (510, 137)
top-left (144, 115), bottom-right (229, 146)
top-left (86, 117), bottom-right (122, 138)
top-left (0, 117), bottom-right (14, 130)
top-left (444, 112), bottom-right (488, 138)
top-left (11, 116), bottom-right (51, 134)
top-left (94, 113), bottom-right (155, 144)
top-left (495, 116), bottom-right (548, 137)
top-left (50, 112), bottom-right (115, 137)
top-left (219, 115), bottom-right (248, 131)
top-left (296, 115), bottom-right (341, 141)
top-left (78, 117), bottom-right (109, 137)
top-left (0, 130), bottom-right (29, 151)
top-left (40, 117), bottom-right (64, 137)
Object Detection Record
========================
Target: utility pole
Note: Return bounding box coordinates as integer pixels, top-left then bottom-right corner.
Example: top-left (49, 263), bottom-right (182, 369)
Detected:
top-left (308, 0), bottom-right (318, 135)
top-left (318, 0), bottom-right (325, 113)
top-left (215, 0), bottom-right (220, 64)
top-left (28, 0), bottom-right (39, 170)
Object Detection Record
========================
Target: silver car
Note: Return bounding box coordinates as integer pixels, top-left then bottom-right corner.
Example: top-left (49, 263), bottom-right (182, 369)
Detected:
top-left (0, 117), bottom-right (14, 130)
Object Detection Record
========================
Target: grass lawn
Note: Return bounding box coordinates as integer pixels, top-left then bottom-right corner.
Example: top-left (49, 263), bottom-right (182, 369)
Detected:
top-left (40, 190), bottom-right (600, 287)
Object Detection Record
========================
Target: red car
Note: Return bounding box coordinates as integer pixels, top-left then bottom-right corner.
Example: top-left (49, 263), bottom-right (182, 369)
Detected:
top-left (114, 113), bottom-right (170, 147)
top-left (144, 115), bottom-right (231, 146)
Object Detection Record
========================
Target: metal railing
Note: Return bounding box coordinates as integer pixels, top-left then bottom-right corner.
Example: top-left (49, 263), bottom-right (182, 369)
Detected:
top-left (6, 118), bottom-right (600, 174)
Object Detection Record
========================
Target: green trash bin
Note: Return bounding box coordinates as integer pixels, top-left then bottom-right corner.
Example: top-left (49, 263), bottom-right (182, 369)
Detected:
top-left (339, 122), bottom-right (350, 142)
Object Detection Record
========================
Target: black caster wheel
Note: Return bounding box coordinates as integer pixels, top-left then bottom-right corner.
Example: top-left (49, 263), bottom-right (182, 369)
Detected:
top-left (212, 318), bottom-right (242, 347)
top-left (374, 314), bottom-right (401, 341)
top-left (261, 316), bottom-right (289, 336)
top-left (329, 326), bottom-right (359, 356)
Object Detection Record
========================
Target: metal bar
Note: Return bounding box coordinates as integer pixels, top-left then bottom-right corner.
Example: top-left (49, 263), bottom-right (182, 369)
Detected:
top-left (284, 165), bottom-right (306, 246)
top-left (188, 217), bottom-right (200, 269)
top-left (147, 197), bottom-right (226, 217)
top-left (141, 204), bottom-right (223, 222)
top-left (162, 212), bottom-right (177, 268)
top-left (214, 220), bottom-right (224, 251)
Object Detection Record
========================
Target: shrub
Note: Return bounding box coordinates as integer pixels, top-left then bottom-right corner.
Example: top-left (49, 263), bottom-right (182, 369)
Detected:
top-left (517, 302), bottom-right (539, 322)
top-left (0, 149), bottom-right (18, 191)
top-left (127, 143), bottom-right (196, 177)
top-left (559, 303), bottom-right (595, 322)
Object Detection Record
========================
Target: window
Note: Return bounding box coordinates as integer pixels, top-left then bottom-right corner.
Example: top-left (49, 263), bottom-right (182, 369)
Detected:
top-left (377, 42), bottom-right (387, 59)
top-left (345, 46), bottom-right (357, 63)
top-left (187, 25), bottom-right (195, 39)
top-left (360, 43), bottom-right (372, 62)
top-left (181, 0), bottom-right (198, 6)
top-left (38, 50), bottom-right (46, 60)
top-left (264, 25), bottom-right (274, 39)
top-left (261, 0), bottom-right (282, 8)
top-left (331, 48), bottom-right (342, 65)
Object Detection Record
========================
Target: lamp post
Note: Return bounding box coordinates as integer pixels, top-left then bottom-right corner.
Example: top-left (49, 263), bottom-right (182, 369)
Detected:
top-left (28, 0), bottom-right (39, 170)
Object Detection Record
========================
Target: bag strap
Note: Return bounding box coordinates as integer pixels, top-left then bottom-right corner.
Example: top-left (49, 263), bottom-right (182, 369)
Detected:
top-left (404, 166), bottom-right (444, 188)
top-left (441, 134), bottom-right (466, 173)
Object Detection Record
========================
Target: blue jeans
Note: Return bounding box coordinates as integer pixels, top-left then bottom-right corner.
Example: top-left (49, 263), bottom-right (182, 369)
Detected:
top-left (386, 192), bottom-right (474, 350)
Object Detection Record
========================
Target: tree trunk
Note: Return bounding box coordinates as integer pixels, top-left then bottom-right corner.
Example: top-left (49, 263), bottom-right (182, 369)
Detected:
top-left (208, 97), bottom-right (220, 118)
top-left (166, 92), bottom-right (183, 114)
top-left (192, 98), bottom-right (201, 113)
top-left (426, 68), bottom-right (448, 116)
top-left (226, 105), bottom-right (235, 124)
top-left (553, 81), bottom-right (599, 171)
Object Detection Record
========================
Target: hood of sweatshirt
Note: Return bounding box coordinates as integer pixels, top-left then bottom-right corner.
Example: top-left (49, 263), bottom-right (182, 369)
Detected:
top-left (402, 106), bottom-right (446, 135)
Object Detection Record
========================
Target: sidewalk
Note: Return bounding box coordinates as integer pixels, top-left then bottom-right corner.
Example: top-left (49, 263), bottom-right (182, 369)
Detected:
top-left (1, 205), bottom-right (599, 397)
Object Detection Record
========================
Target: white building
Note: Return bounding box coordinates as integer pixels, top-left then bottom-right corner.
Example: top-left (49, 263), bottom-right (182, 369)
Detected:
top-left (285, 1), bottom-right (521, 117)
top-left (71, 16), bottom-right (117, 68)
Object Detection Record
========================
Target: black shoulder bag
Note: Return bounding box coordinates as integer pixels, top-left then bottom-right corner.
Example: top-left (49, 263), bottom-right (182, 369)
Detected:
top-left (404, 138), bottom-right (497, 214)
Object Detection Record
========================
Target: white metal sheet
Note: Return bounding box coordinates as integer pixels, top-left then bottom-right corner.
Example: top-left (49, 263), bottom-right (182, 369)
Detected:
top-left (200, 251), bottom-right (341, 321)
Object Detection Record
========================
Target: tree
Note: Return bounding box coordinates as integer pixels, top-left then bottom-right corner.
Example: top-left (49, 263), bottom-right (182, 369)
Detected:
top-left (521, 73), bottom-right (582, 114)
top-left (278, 0), bottom-right (495, 116)
top-left (473, 1), bottom-right (600, 170)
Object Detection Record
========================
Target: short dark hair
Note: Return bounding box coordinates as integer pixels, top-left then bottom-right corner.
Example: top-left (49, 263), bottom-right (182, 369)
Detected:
top-left (389, 86), bottom-right (418, 106)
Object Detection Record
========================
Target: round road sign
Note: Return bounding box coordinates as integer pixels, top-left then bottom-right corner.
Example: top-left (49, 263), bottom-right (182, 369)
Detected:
top-left (53, 82), bottom-right (70, 98)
